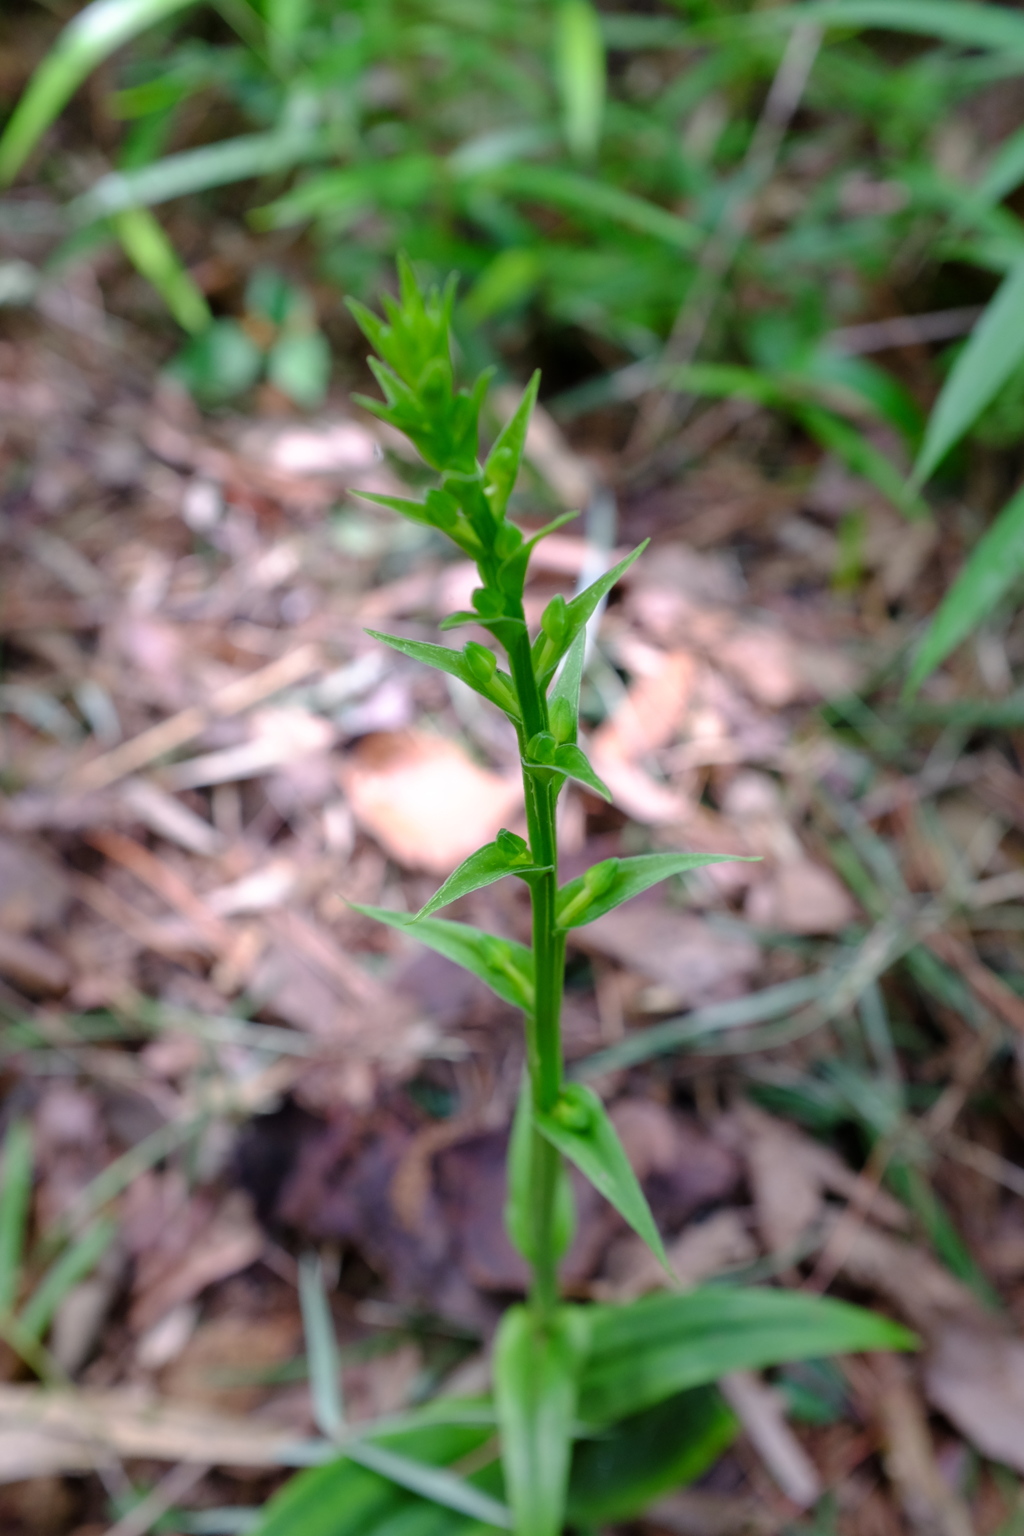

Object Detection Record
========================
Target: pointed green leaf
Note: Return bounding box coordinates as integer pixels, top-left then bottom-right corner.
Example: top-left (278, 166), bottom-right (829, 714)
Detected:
top-left (494, 511), bottom-right (581, 606)
top-left (532, 542), bottom-right (648, 685)
top-left (579, 1287), bottom-right (917, 1427)
top-left (535, 1084), bottom-right (669, 1271)
top-left (767, 2), bottom-right (1024, 56)
top-left (484, 371), bottom-right (540, 520)
top-left (906, 481), bottom-right (1024, 694)
top-left (556, 852), bottom-right (756, 929)
top-left (505, 1077), bottom-right (575, 1265)
top-left (551, 742), bottom-right (610, 800)
top-left (495, 1303), bottom-right (590, 1536)
top-left (0, 0), bottom-right (198, 186)
top-left (365, 630), bottom-right (520, 719)
top-left (0, 1119), bottom-right (33, 1314)
top-left (414, 836), bottom-right (550, 921)
top-left (113, 208), bottom-right (211, 334)
top-left (353, 906), bottom-right (534, 1012)
top-left (796, 405), bottom-right (925, 519)
top-left (914, 259), bottom-right (1024, 486)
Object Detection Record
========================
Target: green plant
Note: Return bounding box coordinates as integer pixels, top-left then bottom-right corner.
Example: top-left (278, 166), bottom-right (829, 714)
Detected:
top-left (243, 262), bottom-right (915, 1536)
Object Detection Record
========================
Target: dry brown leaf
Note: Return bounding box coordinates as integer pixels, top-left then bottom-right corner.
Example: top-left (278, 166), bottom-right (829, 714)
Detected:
top-left (721, 1370), bottom-right (822, 1509)
top-left (592, 651), bottom-right (697, 762)
top-left (874, 1353), bottom-right (975, 1536)
top-left (599, 1208), bottom-right (756, 1301)
top-left (127, 1186), bottom-right (264, 1333)
top-left (746, 859), bottom-right (857, 935)
top-left (924, 1324), bottom-right (1024, 1477)
top-left (574, 904), bottom-right (760, 1009)
top-left (160, 1313), bottom-right (299, 1413)
top-left (0, 928), bottom-right (70, 994)
top-left (737, 1104), bottom-right (824, 1257)
top-left (0, 835), bottom-right (70, 933)
top-left (340, 728), bottom-right (521, 874)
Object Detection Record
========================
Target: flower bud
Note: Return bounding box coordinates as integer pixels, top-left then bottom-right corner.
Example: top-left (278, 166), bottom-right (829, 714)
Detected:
top-left (464, 641), bottom-right (497, 686)
top-left (552, 1092), bottom-right (592, 1132)
top-left (526, 731), bottom-right (558, 766)
top-left (472, 586), bottom-right (505, 619)
top-left (549, 696), bottom-right (575, 744)
top-left (494, 523), bottom-right (523, 559)
top-left (582, 859), bottom-right (619, 899)
top-left (497, 828), bottom-right (531, 862)
top-left (540, 595), bottom-right (569, 649)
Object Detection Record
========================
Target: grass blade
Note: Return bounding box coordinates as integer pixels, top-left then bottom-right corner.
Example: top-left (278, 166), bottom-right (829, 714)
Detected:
top-left (113, 208), bottom-right (211, 334)
top-left (914, 259), bottom-right (1024, 486)
top-left (298, 1251), bottom-right (344, 1440)
top-left (555, 0), bottom-right (606, 162)
top-left (345, 1440), bottom-right (511, 1529)
top-left (766, 1), bottom-right (1024, 56)
top-left (906, 481), bottom-right (1024, 693)
top-left (0, 1119), bottom-right (33, 1314)
top-left (0, 0), bottom-right (198, 185)
top-left (18, 1217), bottom-right (116, 1343)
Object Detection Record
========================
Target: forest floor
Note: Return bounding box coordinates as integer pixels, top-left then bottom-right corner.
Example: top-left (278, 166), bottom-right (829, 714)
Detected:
top-left (3, 284), bottom-right (1024, 1536)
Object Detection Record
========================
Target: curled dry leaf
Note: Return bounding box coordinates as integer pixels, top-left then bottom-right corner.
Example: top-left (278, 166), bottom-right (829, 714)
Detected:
top-left (340, 728), bottom-right (522, 874)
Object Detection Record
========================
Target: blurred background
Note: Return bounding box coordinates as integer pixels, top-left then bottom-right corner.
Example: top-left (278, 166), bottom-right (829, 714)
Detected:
top-left (4, 2), bottom-right (1024, 1532)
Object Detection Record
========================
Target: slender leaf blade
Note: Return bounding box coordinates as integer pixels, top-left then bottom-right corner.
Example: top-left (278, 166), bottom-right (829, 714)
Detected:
top-left (414, 838), bottom-right (549, 921)
top-left (535, 1084), bottom-right (668, 1270)
top-left (556, 852), bottom-right (753, 929)
top-left (484, 371), bottom-right (540, 520)
top-left (345, 1441), bottom-right (511, 1529)
top-left (18, 1217), bottom-right (116, 1343)
top-left (0, 1119), bottom-right (33, 1314)
top-left (548, 627), bottom-right (586, 743)
top-left (495, 1303), bottom-right (589, 1536)
top-left (906, 481), bottom-right (1024, 692)
top-left (353, 906), bottom-right (534, 1012)
top-left (914, 259), bottom-right (1024, 486)
top-left (579, 1287), bottom-right (916, 1426)
top-left (764, 1), bottom-right (1024, 54)
top-left (534, 542), bottom-right (647, 683)
top-left (112, 208), bottom-right (211, 334)
top-left (298, 1251), bottom-right (344, 1440)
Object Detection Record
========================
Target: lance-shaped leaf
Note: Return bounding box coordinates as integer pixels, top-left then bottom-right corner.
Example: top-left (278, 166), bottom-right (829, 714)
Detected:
top-left (505, 1076), bottom-right (576, 1265)
top-left (413, 833), bottom-right (551, 921)
top-left (556, 851), bottom-right (756, 929)
top-left (535, 1083), bottom-right (669, 1271)
top-left (578, 1286), bottom-right (917, 1428)
top-left (494, 511), bottom-right (580, 603)
top-left (532, 542), bottom-right (648, 686)
top-left (484, 371), bottom-right (540, 520)
top-left (495, 1303), bottom-right (590, 1536)
top-left (365, 630), bottom-right (520, 720)
top-left (523, 735), bottom-right (611, 801)
top-left (353, 906), bottom-right (534, 1012)
top-left (548, 626), bottom-right (587, 745)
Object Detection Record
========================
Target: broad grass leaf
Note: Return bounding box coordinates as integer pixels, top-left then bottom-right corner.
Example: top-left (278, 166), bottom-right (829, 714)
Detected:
top-left (567, 1385), bottom-right (737, 1524)
top-left (906, 481), bottom-right (1024, 693)
top-left (578, 1287), bottom-right (916, 1426)
top-left (0, 1119), bottom-right (33, 1313)
top-left (70, 129), bottom-right (330, 220)
top-left (494, 1304), bottom-right (589, 1536)
top-left (555, 0), bottom-right (606, 162)
top-left (0, 0), bottom-right (198, 186)
top-left (353, 906), bottom-right (534, 1012)
top-left (914, 259), bottom-right (1024, 486)
top-left (556, 852), bottom-right (754, 929)
top-left (535, 1084), bottom-right (669, 1271)
top-left (485, 165), bottom-right (699, 250)
top-left (767, 1), bottom-right (1024, 55)
top-left (414, 837), bottom-right (550, 921)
